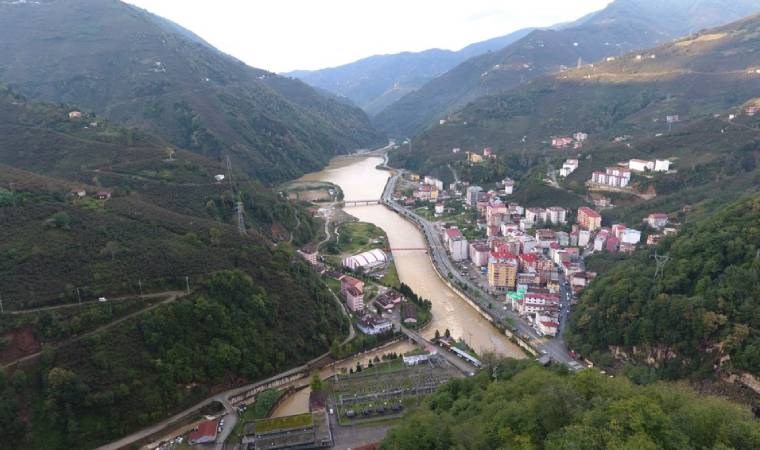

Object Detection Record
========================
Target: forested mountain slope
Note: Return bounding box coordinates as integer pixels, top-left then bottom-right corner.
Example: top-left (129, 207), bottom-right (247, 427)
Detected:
top-left (391, 13), bottom-right (760, 209)
top-left (0, 0), bottom-right (385, 183)
top-left (0, 88), bottom-right (348, 449)
top-left (567, 194), bottom-right (760, 380)
top-left (375, 0), bottom-right (760, 137)
top-left (382, 360), bottom-right (760, 449)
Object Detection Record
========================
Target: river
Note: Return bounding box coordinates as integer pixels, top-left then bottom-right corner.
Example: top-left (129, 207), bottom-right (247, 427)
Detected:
top-left (272, 155), bottom-right (523, 418)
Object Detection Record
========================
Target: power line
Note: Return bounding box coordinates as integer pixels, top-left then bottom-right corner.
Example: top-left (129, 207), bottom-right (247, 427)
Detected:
top-left (651, 250), bottom-right (671, 281)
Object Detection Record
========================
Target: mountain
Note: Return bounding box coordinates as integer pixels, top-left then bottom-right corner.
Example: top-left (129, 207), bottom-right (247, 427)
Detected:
top-left (286, 27), bottom-right (534, 115)
top-left (382, 359), bottom-right (760, 449)
top-left (391, 12), bottom-right (760, 206)
top-left (567, 193), bottom-right (760, 381)
top-left (0, 0), bottom-right (385, 184)
top-left (374, 0), bottom-right (760, 137)
top-left (0, 87), bottom-right (348, 448)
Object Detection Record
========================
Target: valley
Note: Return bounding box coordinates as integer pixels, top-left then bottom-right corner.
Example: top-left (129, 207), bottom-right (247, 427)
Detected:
top-left (0, 0), bottom-right (759, 449)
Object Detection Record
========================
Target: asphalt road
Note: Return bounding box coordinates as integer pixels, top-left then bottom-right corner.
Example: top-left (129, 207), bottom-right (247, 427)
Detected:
top-left (382, 172), bottom-right (581, 369)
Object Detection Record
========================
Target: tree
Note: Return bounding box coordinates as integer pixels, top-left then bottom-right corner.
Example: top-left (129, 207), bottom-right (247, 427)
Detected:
top-left (49, 211), bottom-right (71, 230)
top-left (444, 329), bottom-right (451, 339)
top-left (100, 241), bottom-right (121, 261)
top-left (310, 373), bottom-right (324, 392)
top-left (435, 329), bottom-right (441, 340)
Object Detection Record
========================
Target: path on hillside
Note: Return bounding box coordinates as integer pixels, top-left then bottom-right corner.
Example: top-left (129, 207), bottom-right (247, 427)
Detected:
top-left (1, 291), bottom-right (187, 369)
top-left (5, 291), bottom-right (183, 315)
top-left (97, 287), bottom-right (357, 450)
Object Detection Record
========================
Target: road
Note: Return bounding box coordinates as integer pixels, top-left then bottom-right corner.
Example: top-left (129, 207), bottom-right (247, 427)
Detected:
top-left (97, 280), bottom-right (357, 450)
top-left (381, 172), bottom-right (580, 368)
top-left (2, 291), bottom-right (188, 369)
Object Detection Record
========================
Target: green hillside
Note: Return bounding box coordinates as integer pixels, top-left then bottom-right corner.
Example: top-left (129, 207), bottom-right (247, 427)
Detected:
top-left (0, 87), bottom-right (324, 309)
top-left (392, 14), bottom-right (760, 221)
top-left (0, 88), bottom-right (348, 448)
top-left (375, 0), bottom-right (760, 137)
top-left (382, 359), bottom-right (760, 449)
top-left (1, 270), bottom-right (346, 450)
top-left (566, 194), bottom-right (760, 380)
top-left (0, 0), bottom-right (385, 183)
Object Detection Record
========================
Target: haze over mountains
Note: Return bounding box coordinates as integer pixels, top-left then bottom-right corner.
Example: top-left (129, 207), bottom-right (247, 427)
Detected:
top-left (288, 0), bottom-right (760, 138)
top-left (0, 0), bottom-right (385, 184)
top-left (375, 0), bottom-right (760, 137)
top-left (285, 27), bottom-right (534, 115)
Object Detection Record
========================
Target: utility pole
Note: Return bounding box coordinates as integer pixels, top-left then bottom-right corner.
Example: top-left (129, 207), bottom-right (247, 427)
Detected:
top-left (185, 276), bottom-right (190, 294)
top-left (138, 279), bottom-right (143, 297)
top-left (76, 287), bottom-right (82, 306)
top-left (0, 294), bottom-right (4, 314)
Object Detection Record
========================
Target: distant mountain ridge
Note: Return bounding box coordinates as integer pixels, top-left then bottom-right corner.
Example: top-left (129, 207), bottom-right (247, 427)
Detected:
top-left (285, 27), bottom-right (535, 115)
top-left (0, 0), bottom-right (385, 184)
top-left (374, 0), bottom-right (760, 137)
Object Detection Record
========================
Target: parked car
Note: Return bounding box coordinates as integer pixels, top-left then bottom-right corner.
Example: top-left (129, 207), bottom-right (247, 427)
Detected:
top-left (98, 297), bottom-right (107, 302)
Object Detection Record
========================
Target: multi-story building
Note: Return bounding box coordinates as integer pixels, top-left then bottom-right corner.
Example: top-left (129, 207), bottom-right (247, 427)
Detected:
top-left (469, 242), bottom-right (490, 267)
top-left (503, 178), bottom-right (515, 194)
top-left (424, 176), bottom-right (444, 190)
top-left (525, 207), bottom-right (547, 224)
top-left (466, 186), bottom-right (483, 206)
top-left (512, 291), bottom-right (559, 316)
top-left (449, 236), bottom-right (469, 261)
top-left (578, 229), bottom-right (591, 247)
top-left (345, 286), bottom-right (364, 312)
top-left (577, 207), bottom-right (602, 231)
top-left (547, 206), bottom-right (567, 225)
top-left (591, 166), bottom-right (631, 188)
top-left (487, 250), bottom-right (518, 290)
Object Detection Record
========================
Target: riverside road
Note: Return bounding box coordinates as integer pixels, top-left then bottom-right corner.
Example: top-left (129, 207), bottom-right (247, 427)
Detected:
top-left (381, 171), bottom-right (582, 369)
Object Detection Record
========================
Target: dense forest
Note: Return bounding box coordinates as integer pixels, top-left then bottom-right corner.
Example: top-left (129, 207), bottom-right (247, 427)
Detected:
top-left (2, 269), bottom-right (347, 449)
top-left (566, 194), bottom-right (760, 379)
top-left (381, 359), bottom-right (760, 449)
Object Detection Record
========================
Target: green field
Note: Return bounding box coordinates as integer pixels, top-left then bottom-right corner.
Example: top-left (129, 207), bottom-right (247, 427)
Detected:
top-left (254, 413), bottom-right (313, 434)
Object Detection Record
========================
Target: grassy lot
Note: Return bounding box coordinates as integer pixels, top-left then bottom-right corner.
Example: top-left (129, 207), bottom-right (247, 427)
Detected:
top-left (379, 262), bottom-right (400, 288)
top-left (325, 222), bottom-right (387, 256)
top-left (226, 388), bottom-right (285, 443)
top-left (254, 413), bottom-right (313, 433)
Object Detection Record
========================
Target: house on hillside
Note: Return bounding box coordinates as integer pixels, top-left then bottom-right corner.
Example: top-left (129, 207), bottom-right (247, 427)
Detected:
top-left (69, 188), bottom-right (86, 198)
top-left (68, 111), bottom-right (82, 119)
top-left (96, 190), bottom-right (112, 200)
top-left (646, 213), bottom-right (669, 229)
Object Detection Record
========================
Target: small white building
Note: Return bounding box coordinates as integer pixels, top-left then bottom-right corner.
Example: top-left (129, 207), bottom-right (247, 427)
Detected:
top-left (434, 203), bottom-right (445, 215)
top-left (620, 228), bottom-right (642, 245)
top-left (629, 159), bottom-right (655, 172)
top-left (214, 174), bottom-right (225, 182)
top-left (654, 159), bottom-right (671, 172)
top-left (646, 213), bottom-right (669, 229)
top-left (503, 178), bottom-right (515, 195)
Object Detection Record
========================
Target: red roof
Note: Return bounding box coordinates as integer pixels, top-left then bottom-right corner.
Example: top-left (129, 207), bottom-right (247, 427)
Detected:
top-left (578, 207), bottom-right (601, 218)
top-left (341, 276), bottom-right (364, 290)
top-left (189, 419), bottom-right (218, 442)
top-left (520, 253), bottom-right (538, 263)
top-left (446, 228), bottom-right (463, 239)
top-left (491, 249), bottom-right (517, 260)
top-left (346, 286), bottom-right (363, 297)
top-left (649, 213), bottom-right (668, 219)
top-left (540, 321), bottom-right (559, 328)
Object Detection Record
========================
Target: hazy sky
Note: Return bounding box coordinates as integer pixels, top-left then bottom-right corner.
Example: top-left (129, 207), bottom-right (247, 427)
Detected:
top-left (124, 0), bottom-right (612, 73)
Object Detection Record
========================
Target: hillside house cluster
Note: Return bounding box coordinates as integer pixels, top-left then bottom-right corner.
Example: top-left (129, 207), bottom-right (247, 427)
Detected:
top-left (590, 166), bottom-right (631, 188)
top-left (551, 132), bottom-right (587, 149)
